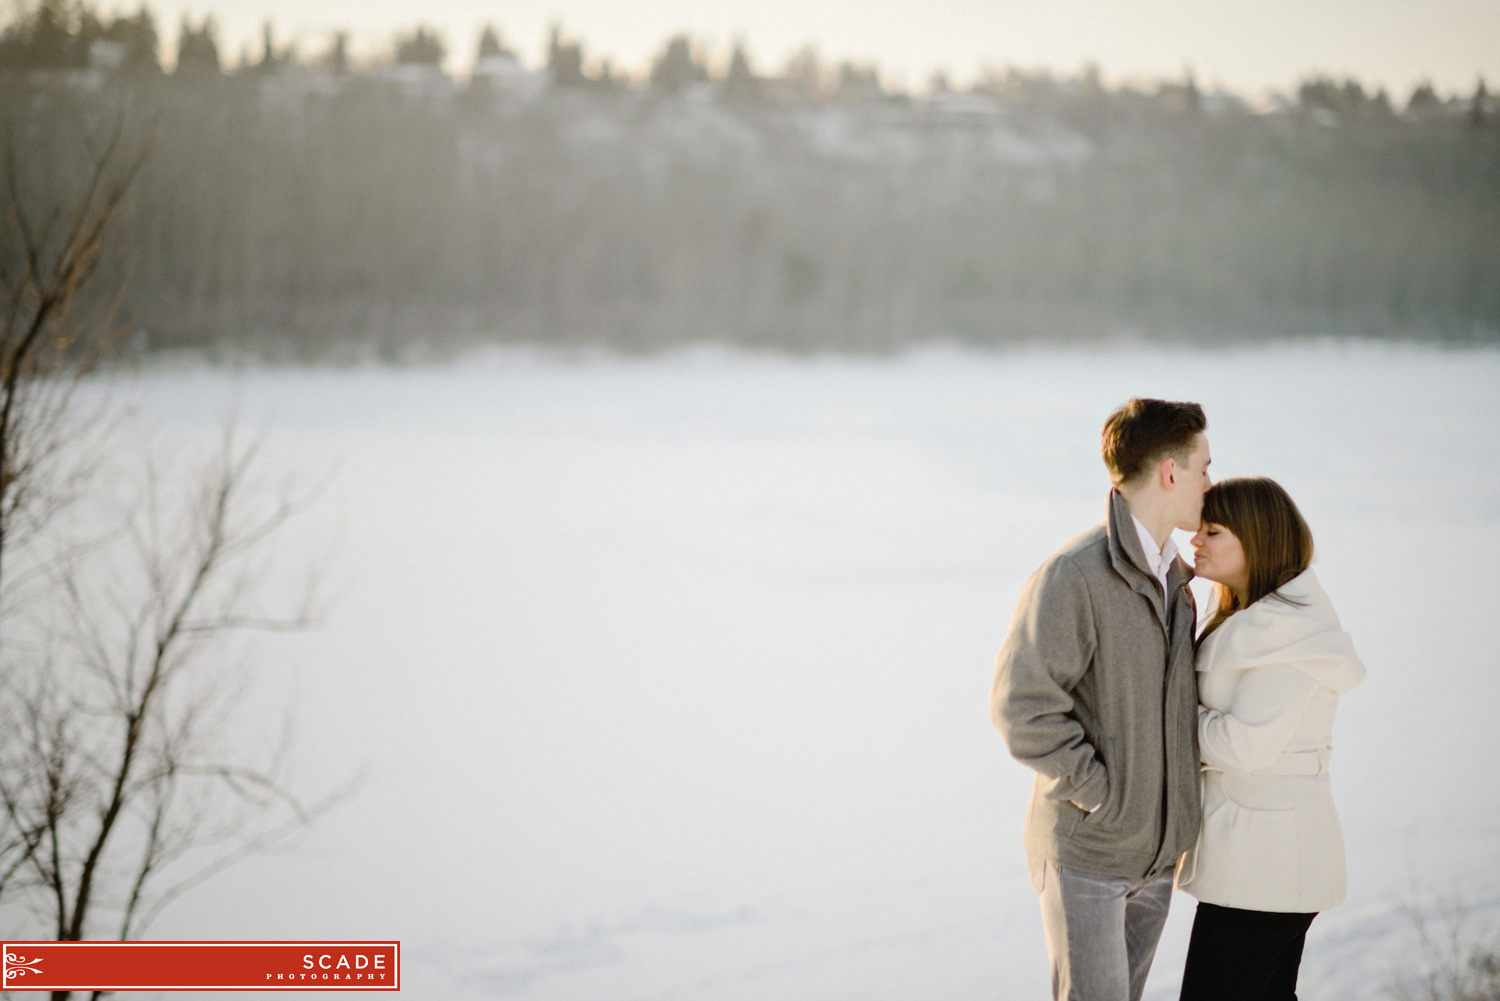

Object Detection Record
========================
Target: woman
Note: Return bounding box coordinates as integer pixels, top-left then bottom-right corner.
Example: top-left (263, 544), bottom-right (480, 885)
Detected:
top-left (1175, 476), bottom-right (1365, 1001)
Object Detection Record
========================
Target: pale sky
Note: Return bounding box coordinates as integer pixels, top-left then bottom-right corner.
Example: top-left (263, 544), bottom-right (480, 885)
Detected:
top-left (151, 0), bottom-right (1496, 98)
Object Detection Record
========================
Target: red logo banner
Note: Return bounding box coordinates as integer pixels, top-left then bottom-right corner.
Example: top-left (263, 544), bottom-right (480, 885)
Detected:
top-left (1, 941), bottom-right (399, 991)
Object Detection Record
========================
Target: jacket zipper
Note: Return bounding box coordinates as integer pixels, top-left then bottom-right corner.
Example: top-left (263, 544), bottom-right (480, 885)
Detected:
top-left (1151, 579), bottom-right (1186, 876)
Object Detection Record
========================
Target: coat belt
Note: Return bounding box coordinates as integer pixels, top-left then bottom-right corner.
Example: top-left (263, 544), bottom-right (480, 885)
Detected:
top-left (1176, 746), bottom-right (1333, 890)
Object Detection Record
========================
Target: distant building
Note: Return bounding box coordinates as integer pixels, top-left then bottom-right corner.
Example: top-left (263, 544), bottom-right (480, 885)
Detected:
top-left (89, 39), bottom-right (127, 72)
top-left (374, 62), bottom-right (454, 104)
top-left (470, 53), bottom-right (547, 103)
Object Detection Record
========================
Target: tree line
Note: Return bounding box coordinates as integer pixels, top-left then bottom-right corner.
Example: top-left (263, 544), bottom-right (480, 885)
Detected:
top-left (3, 0), bottom-right (1498, 356)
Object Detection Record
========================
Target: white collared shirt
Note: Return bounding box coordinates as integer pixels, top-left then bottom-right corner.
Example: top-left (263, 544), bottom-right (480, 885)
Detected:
top-left (1131, 514), bottom-right (1177, 599)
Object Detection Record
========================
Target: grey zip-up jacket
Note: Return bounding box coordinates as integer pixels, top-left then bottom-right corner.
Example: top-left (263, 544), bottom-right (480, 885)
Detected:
top-left (990, 490), bottom-right (1201, 880)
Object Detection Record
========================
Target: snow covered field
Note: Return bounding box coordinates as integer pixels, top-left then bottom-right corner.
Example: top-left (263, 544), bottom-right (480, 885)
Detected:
top-left (53, 342), bottom-right (1500, 999)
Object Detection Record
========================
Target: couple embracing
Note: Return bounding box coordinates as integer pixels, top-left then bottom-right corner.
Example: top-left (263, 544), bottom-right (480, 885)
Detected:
top-left (991, 398), bottom-right (1365, 1001)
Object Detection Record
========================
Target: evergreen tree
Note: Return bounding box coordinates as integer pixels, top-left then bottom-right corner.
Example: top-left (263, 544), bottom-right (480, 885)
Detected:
top-left (324, 30), bottom-right (348, 73)
top-left (1407, 81), bottom-right (1441, 116)
top-left (76, 6), bottom-right (106, 56)
top-left (1341, 77), bottom-right (1366, 115)
top-left (784, 45), bottom-right (821, 99)
top-left (546, 24), bottom-right (585, 87)
top-left (395, 25), bottom-right (444, 66)
top-left (254, 20), bottom-right (280, 73)
top-left (105, 5), bottom-right (160, 75)
top-left (477, 24), bottom-right (512, 61)
top-left (175, 15), bottom-right (219, 76)
top-left (724, 38), bottom-right (757, 101)
top-left (595, 57), bottom-right (623, 91)
top-left (650, 34), bottom-right (704, 93)
top-left (10, 0), bottom-right (84, 70)
top-left (835, 60), bottom-right (879, 101)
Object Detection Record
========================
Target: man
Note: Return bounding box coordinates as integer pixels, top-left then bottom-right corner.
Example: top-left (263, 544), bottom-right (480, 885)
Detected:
top-left (991, 397), bottom-right (1212, 1001)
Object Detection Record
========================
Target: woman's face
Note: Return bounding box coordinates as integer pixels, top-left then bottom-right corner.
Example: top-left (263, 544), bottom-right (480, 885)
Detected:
top-left (1190, 521), bottom-right (1248, 598)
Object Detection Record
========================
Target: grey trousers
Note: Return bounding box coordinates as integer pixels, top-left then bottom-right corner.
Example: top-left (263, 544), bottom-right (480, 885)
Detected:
top-left (1030, 855), bottom-right (1175, 1001)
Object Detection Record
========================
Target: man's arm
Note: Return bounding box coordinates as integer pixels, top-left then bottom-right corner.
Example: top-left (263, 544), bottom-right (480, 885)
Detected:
top-left (990, 555), bottom-right (1108, 813)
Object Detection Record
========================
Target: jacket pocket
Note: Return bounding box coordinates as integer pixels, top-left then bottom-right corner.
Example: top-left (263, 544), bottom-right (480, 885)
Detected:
top-left (1196, 774), bottom-right (1301, 906)
top-left (1080, 736), bottom-right (1119, 824)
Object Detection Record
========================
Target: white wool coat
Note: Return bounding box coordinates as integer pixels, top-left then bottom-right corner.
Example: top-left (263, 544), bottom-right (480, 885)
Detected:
top-left (1175, 568), bottom-right (1365, 913)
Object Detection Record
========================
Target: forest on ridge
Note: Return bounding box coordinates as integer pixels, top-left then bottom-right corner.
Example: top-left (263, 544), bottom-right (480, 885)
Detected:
top-left (4, 0), bottom-right (1499, 356)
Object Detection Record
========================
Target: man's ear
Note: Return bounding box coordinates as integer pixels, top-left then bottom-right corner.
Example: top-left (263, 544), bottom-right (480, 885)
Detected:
top-left (1159, 455), bottom-right (1178, 490)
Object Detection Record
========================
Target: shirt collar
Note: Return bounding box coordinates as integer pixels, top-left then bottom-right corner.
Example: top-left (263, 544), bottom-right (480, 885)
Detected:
top-left (1130, 514), bottom-right (1177, 577)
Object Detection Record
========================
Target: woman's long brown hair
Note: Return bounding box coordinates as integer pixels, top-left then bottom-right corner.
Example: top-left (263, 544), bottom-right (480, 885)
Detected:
top-left (1198, 476), bottom-right (1315, 641)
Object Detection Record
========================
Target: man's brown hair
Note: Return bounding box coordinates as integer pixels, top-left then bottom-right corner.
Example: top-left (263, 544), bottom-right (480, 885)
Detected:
top-left (1197, 476), bottom-right (1315, 640)
top-left (1100, 398), bottom-right (1207, 487)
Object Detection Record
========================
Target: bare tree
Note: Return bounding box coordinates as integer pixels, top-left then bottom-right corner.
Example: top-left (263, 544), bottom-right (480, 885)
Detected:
top-left (0, 111), bottom-right (145, 598)
top-left (0, 101), bottom-right (150, 945)
top-left (0, 100), bottom-right (344, 1000)
top-left (1, 423), bottom-right (338, 945)
top-left (1388, 864), bottom-right (1500, 1001)
top-left (0, 422), bottom-right (343, 1001)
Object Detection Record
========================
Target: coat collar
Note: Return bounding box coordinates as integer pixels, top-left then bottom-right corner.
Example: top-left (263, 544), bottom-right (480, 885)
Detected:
top-left (1195, 568), bottom-right (1365, 693)
top-left (1105, 489), bottom-right (1193, 624)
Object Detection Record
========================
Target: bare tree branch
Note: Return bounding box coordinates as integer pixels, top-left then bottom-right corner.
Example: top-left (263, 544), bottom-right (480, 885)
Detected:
top-left (0, 106), bottom-right (343, 994)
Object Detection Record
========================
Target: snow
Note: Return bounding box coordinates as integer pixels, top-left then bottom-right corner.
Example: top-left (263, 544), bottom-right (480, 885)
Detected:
top-left (36, 341), bottom-right (1500, 999)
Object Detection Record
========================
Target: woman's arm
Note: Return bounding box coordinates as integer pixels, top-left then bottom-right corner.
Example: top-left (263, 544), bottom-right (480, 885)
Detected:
top-left (1198, 664), bottom-right (1322, 773)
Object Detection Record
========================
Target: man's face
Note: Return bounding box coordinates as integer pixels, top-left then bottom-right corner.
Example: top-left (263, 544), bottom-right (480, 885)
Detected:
top-left (1171, 433), bottom-right (1212, 531)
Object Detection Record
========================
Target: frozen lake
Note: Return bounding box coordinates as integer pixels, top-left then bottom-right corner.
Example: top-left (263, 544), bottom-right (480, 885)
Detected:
top-left (28, 342), bottom-right (1500, 999)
